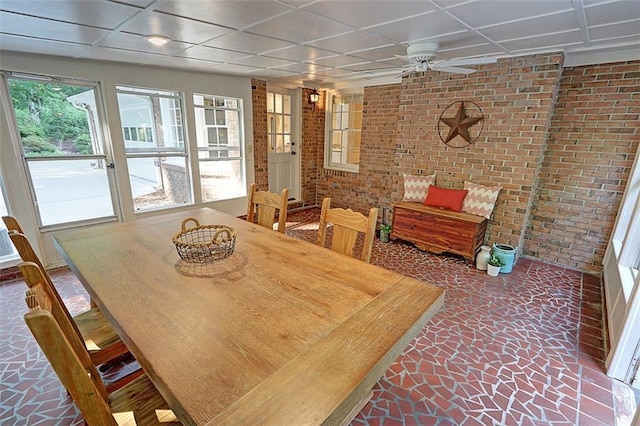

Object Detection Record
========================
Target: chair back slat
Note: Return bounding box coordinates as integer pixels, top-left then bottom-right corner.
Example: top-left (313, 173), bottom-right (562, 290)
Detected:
top-left (318, 198), bottom-right (378, 263)
top-left (246, 183), bottom-right (289, 233)
top-left (10, 232), bottom-right (84, 339)
top-left (23, 265), bottom-right (114, 424)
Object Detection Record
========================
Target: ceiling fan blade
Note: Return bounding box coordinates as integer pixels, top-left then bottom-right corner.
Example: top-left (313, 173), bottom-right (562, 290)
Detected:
top-left (438, 56), bottom-right (498, 67)
top-left (397, 68), bottom-right (414, 78)
top-left (431, 65), bottom-right (478, 75)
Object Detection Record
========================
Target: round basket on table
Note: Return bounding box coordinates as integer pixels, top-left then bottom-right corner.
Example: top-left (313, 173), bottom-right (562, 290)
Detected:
top-left (172, 217), bottom-right (236, 263)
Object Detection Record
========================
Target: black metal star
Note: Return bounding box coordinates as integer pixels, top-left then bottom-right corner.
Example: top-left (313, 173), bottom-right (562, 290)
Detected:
top-left (440, 101), bottom-right (483, 144)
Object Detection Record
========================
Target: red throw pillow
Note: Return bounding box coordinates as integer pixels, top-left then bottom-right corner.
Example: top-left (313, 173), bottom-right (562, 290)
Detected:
top-left (423, 186), bottom-right (469, 212)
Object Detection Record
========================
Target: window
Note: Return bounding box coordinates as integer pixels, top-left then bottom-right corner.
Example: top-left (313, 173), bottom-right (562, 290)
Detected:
top-left (3, 74), bottom-right (117, 226)
top-left (116, 86), bottom-right (191, 212)
top-left (325, 93), bottom-right (363, 172)
top-left (193, 94), bottom-right (245, 202)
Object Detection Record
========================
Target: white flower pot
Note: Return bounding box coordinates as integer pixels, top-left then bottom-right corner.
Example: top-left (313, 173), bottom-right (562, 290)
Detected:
top-left (487, 264), bottom-right (501, 276)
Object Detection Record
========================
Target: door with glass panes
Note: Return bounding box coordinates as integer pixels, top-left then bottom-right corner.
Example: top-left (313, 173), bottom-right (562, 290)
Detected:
top-left (267, 88), bottom-right (299, 201)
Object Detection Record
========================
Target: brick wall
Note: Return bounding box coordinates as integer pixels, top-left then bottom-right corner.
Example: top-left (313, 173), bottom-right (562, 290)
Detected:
top-left (526, 61), bottom-right (640, 272)
top-left (316, 54), bottom-right (564, 252)
top-left (251, 79), bottom-right (268, 189)
top-left (316, 84), bottom-right (401, 214)
top-left (301, 87), bottom-right (325, 205)
top-left (250, 56), bottom-right (639, 273)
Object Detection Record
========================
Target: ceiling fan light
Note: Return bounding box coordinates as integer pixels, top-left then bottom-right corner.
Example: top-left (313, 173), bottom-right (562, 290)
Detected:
top-left (144, 35), bottom-right (171, 46)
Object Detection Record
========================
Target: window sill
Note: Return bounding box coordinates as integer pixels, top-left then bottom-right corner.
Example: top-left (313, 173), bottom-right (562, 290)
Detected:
top-left (324, 165), bottom-right (359, 174)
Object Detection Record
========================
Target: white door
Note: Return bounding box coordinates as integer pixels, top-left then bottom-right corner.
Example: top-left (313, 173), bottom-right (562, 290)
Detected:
top-left (267, 88), bottom-right (299, 201)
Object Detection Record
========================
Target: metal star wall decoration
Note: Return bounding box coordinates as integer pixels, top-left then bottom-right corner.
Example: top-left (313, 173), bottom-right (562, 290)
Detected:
top-left (437, 101), bottom-right (484, 148)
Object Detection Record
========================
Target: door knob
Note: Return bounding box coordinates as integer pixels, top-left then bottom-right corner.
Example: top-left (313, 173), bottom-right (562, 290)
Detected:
top-left (291, 151), bottom-right (297, 155)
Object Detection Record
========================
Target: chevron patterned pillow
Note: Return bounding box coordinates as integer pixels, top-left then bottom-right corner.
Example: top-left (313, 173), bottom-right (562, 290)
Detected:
top-left (462, 181), bottom-right (501, 219)
top-left (402, 174), bottom-right (436, 202)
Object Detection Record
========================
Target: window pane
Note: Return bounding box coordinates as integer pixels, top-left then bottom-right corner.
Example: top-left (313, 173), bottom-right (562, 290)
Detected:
top-left (200, 159), bottom-right (244, 203)
top-left (8, 80), bottom-right (102, 157)
top-left (27, 159), bottom-right (115, 225)
top-left (267, 93), bottom-right (274, 112)
top-left (116, 87), bottom-right (185, 153)
top-left (129, 156), bottom-right (191, 212)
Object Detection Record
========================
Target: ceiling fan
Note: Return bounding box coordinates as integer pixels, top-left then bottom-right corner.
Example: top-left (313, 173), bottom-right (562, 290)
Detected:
top-left (394, 42), bottom-right (497, 78)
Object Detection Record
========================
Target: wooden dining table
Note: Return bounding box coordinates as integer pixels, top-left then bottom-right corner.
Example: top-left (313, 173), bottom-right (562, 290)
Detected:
top-left (54, 207), bottom-right (444, 426)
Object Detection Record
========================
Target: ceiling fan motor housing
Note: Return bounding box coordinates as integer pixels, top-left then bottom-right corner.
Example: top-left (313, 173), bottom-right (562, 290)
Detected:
top-left (407, 42), bottom-right (440, 62)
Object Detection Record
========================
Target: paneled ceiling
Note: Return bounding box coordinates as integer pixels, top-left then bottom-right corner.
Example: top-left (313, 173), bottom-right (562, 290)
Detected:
top-left (1, 0), bottom-right (638, 87)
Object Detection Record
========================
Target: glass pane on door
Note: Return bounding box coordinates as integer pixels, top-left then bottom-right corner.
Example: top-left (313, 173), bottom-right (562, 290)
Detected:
top-left (6, 76), bottom-right (117, 227)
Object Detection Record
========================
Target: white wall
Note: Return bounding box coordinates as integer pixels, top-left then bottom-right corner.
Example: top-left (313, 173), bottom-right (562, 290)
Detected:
top-left (0, 52), bottom-right (255, 268)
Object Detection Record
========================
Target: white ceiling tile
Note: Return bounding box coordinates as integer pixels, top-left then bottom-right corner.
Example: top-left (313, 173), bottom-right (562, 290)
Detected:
top-left (444, 0), bottom-right (574, 29)
top-left (247, 68), bottom-right (299, 79)
top-left (0, 34), bottom-right (89, 57)
top-left (120, 11), bottom-right (232, 44)
top-left (0, 0), bottom-right (141, 29)
top-left (584, 0), bottom-right (640, 26)
top-left (305, 31), bottom-right (392, 53)
top-left (150, 56), bottom-right (224, 71)
top-left (179, 46), bottom-right (253, 62)
top-left (78, 45), bottom-right (166, 64)
top-left (204, 32), bottom-right (294, 54)
top-left (307, 55), bottom-right (370, 67)
top-left (338, 61), bottom-right (399, 72)
top-left (271, 62), bottom-right (332, 73)
top-left (348, 45), bottom-right (407, 61)
top-left (500, 30), bottom-right (583, 52)
top-left (245, 10), bottom-right (353, 43)
top-left (364, 11), bottom-right (467, 44)
top-left (265, 45), bottom-right (337, 61)
top-left (480, 11), bottom-right (580, 42)
top-left (589, 22), bottom-right (640, 42)
top-left (0, 12), bottom-right (109, 45)
top-left (438, 44), bottom-right (506, 60)
top-left (99, 31), bottom-right (193, 54)
top-left (207, 63), bottom-right (263, 74)
top-left (153, 0), bottom-right (293, 30)
top-left (116, 0), bottom-right (156, 7)
top-left (302, 1), bottom-right (436, 28)
top-left (232, 55), bottom-right (297, 68)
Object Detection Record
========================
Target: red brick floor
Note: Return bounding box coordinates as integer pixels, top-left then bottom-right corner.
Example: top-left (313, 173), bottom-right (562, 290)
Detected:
top-left (1, 208), bottom-right (637, 425)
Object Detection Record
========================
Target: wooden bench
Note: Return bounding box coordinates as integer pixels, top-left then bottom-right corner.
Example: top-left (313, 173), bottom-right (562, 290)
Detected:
top-left (391, 201), bottom-right (487, 264)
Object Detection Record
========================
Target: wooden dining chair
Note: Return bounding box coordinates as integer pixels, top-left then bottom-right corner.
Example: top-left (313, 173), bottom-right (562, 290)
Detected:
top-left (21, 262), bottom-right (180, 425)
top-left (317, 198), bottom-right (379, 263)
top-left (246, 183), bottom-right (289, 233)
top-left (9, 230), bottom-right (131, 368)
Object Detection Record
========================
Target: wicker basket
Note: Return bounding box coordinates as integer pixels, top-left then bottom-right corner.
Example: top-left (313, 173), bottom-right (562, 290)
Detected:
top-left (172, 218), bottom-right (236, 263)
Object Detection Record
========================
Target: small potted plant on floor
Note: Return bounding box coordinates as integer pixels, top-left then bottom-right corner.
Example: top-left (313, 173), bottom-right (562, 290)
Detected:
top-left (487, 254), bottom-right (505, 276)
top-left (379, 223), bottom-right (392, 243)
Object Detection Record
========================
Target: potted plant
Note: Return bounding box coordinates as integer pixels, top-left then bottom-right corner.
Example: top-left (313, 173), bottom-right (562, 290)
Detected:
top-left (486, 254), bottom-right (505, 276)
top-left (379, 223), bottom-right (392, 243)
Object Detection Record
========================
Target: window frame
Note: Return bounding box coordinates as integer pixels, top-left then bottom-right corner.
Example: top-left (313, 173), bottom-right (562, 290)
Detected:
top-left (610, 143), bottom-right (640, 298)
top-left (116, 85), bottom-right (193, 213)
top-left (323, 91), bottom-right (364, 173)
top-left (193, 93), bottom-right (246, 203)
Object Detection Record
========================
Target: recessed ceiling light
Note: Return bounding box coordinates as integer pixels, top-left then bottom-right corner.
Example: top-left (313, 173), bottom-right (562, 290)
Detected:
top-left (144, 35), bottom-right (171, 46)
